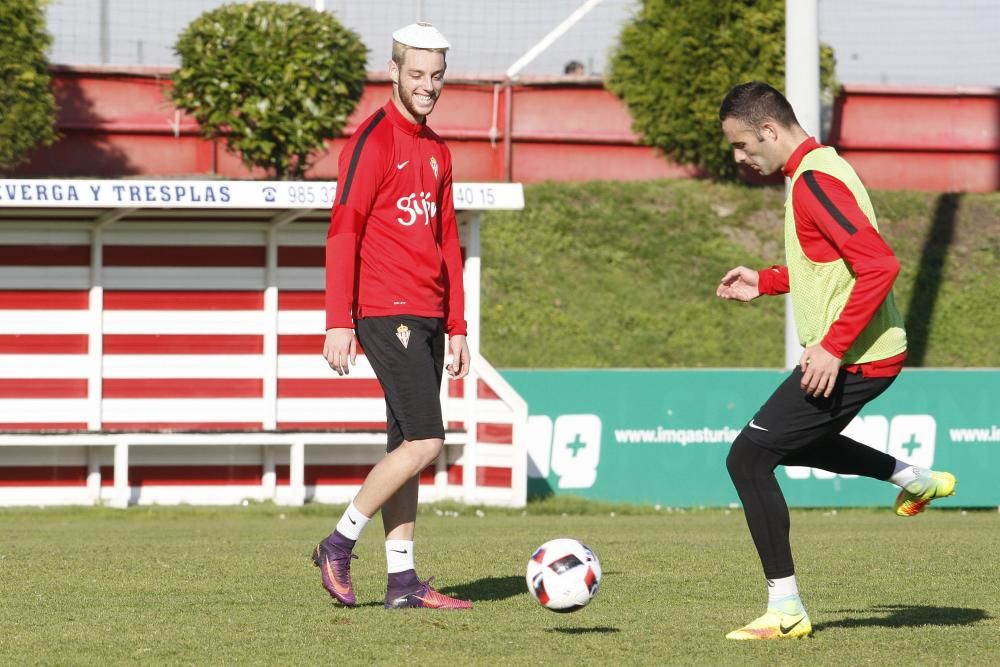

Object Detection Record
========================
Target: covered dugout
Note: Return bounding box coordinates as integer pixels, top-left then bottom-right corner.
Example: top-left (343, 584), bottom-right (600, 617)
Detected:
top-left (0, 178), bottom-right (527, 508)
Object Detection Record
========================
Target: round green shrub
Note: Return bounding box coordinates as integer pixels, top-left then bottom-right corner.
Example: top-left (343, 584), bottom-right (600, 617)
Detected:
top-left (607, 0), bottom-right (836, 181)
top-left (0, 0), bottom-right (58, 172)
top-left (171, 2), bottom-right (367, 179)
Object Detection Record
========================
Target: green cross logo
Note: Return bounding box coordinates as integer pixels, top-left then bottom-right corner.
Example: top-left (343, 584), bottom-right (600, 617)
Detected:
top-left (566, 433), bottom-right (587, 457)
top-left (901, 433), bottom-right (922, 457)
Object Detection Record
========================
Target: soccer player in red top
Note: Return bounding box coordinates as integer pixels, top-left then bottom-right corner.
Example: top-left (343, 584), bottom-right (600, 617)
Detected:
top-left (716, 82), bottom-right (956, 640)
top-left (312, 22), bottom-right (471, 610)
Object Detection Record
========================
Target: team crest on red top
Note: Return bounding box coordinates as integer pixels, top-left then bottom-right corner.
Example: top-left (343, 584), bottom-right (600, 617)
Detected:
top-left (429, 156), bottom-right (439, 180)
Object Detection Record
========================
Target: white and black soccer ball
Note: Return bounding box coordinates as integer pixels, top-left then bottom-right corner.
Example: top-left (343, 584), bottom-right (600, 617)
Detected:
top-left (525, 538), bottom-right (602, 613)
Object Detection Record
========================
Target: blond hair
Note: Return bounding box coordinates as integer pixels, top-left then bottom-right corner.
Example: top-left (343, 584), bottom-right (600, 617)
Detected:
top-left (391, 40), bottom-right (448, 67)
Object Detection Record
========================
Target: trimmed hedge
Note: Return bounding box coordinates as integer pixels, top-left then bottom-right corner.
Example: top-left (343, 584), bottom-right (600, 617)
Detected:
top-left (607, 0), bottom-right (835, 181)
top-left (0, 0), bottom-right (58, 172)
top-left (171, 2), bottom-right (367, 179)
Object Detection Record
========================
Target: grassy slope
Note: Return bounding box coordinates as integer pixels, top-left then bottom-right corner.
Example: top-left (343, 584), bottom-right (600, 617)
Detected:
top-left (480, 180), bottom-right (1000, 368)
top-left (1, 503), bottom-right (997, 665)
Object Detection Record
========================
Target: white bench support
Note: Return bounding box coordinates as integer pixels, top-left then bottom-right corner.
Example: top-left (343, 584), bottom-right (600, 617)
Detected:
top-left (261, 446), bottom-right (277, 499)
top-left (289, 440), bottom-right (306, 507)
top-left (86, 446), bottom-right (102, 503)
top-left (112, 440), bottom-right (129, 509)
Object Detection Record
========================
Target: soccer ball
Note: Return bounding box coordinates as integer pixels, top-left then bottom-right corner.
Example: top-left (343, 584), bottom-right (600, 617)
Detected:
top-left (526, 538), bottom-right (602, 613)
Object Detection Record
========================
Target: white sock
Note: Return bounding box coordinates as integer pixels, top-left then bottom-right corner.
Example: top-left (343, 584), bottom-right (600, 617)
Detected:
top-left (889, 461), bottom-right (929, 491)
top-left (385, 540), bottom-right (415, 573)
top-left (767, 575), bottom-right (804, 614)
top-left (335, 501), bottom-right (370, 542)
top-left (767, 574), bottom-right (799, 601)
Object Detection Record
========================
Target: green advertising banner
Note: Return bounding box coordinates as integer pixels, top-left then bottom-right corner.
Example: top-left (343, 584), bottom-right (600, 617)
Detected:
top-left (502, 369), bottom-right (1000, 508)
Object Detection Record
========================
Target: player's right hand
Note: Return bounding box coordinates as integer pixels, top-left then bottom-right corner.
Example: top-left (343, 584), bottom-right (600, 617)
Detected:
top-left (323, 328), bottom-right (357, 376)
top-left (717, 266), bottom-right (761, 302)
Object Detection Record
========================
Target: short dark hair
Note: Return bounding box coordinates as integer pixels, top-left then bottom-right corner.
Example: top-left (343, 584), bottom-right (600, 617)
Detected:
top-left (719, 81), bottom-right (799, 128)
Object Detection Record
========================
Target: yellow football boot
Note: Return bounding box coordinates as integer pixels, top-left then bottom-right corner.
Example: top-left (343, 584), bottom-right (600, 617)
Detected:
top-left (895, 471), bottom-right (956, 517)
top-left (726, 610), bottom-right (813, 640)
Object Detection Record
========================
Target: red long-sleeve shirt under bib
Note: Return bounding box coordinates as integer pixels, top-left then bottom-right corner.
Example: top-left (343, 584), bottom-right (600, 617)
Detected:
top-left (757, 138), bottom-right (906, 377)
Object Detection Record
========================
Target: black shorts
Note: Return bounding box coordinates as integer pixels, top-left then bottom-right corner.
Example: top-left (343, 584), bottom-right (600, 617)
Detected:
top-left (356, 315), bottom-right (445, 451)
top-left (742, 367), bottom-right (896, 456)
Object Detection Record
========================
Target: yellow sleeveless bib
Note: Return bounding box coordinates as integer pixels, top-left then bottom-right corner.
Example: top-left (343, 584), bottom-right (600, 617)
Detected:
top-left (785, 147), bottom-right (906, 364)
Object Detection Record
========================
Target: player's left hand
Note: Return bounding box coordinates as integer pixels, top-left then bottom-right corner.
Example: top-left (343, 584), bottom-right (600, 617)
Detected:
top-left (446, 334), bottom-right (470, 380)
top-left (717, 266), bottom-right (761, 302)
top-left (799, 344), bottom-right (841, 398)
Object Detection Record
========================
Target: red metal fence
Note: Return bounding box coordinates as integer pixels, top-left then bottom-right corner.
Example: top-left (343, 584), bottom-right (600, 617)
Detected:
top-left (13, 66), bottom-right (1000, 192)
top-left (827, 85), bottom-right (1000, 192)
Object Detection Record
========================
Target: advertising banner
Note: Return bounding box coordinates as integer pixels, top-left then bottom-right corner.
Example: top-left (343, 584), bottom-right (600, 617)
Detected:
top-left (502, 369), bottom-right (999, 508)
top-left (0, 179), bottom-right (524, 210)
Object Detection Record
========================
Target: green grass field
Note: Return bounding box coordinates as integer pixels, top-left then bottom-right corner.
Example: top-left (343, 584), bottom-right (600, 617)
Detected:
top-left (480, 181), bottom-right (1000, 368)
top-left (2, 500), bottom-right (997, 665)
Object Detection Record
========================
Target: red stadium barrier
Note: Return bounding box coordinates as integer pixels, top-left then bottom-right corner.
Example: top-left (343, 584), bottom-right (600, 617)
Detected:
top-left (12, 67), bottom-right (1000, 191)
top-left (828, 84), bottom-right (1000, 192)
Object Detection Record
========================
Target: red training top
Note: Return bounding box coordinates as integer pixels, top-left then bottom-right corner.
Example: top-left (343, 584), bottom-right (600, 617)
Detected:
top-left (325, 100), bottom-right (467, 335)
top-left (756, 137), bottom-right (906, 377)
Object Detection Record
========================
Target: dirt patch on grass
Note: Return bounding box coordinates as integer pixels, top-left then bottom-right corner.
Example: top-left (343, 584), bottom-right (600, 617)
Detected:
top-left (721, 207), bottom-right (783, 260)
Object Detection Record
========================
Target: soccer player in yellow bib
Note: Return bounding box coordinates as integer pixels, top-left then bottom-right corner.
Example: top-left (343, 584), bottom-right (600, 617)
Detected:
top-left (716, 82), bottom-right (956, 640)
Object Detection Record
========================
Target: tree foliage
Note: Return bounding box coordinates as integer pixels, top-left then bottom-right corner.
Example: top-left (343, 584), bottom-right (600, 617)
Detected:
top-left (171, 2), bottom-right (367, 179)
top-left (0, 0), bottom-right (58, 172)
top-left (607, 0), bottom-right (836, 181)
